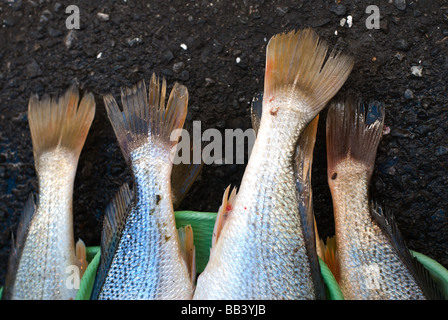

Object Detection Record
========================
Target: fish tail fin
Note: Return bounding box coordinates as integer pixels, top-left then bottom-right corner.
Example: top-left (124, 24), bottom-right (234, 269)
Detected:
top-left (103, 73), bottom-right (188, 164)
top-left (264, 28), bottom-right (354, 120)
top-left (326, 92), bottom-right (385, 180)
top-left (178, 225), bottom-right (196, 285)
top-left (28, 84), bottom-right (95, 161)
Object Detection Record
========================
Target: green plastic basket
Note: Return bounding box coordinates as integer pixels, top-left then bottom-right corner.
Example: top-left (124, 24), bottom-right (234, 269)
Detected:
top-left (75, 211), bottom-right (343, 300)
top-left (2, 210), bottom-right (447, 300)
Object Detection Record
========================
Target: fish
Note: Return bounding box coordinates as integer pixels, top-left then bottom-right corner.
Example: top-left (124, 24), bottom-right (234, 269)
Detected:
top-left (325, 93), bottom-right (443, 300)
top-left (91, 74), bottom-right (196, 300)
top-left (3, 84), bottom-right (95, 300)
top-left (193, 28), bottom-right (354, 300)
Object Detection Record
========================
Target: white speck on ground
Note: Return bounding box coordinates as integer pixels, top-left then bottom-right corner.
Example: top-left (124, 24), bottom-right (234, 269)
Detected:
top-left (347, 15), bottom-right (353, 28)
top-left (411, 65), bottom-right (423, 77)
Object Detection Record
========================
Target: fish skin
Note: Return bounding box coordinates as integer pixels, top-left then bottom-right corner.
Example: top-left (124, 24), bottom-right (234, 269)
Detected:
top-left (326, 94), bottom-right (427, 300)
top-left (193, 29), bottom-right (353, 300)
top-left (4, 85), bottom-right (95, 300)
top-left (95, 76), bottom-right (193, 300)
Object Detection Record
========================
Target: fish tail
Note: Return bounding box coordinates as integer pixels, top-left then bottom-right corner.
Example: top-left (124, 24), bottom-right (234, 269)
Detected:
top-left (264, 28), bottom-right (354, 119)
top-left (103, 73), bottom-right (188, 163)
top-left (28, 84), bottom-right (96, 160)
top-left (326, 92), bottom-right (385, 180)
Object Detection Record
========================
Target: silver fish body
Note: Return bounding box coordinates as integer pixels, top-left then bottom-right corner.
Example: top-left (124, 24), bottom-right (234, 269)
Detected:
top-left (193, 29), bottom-right (354, 300)
top-left (93, 75), bottom-right (194, 300)
top-left (4, 85), bottom-right (95, 300)
top-left (326, 95), bottom-right (436, 300)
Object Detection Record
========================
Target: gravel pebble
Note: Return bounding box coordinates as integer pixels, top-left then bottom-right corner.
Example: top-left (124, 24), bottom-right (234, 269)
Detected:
top-left (394, 0), bottom-right (406, 11)
top-left (26, 59), bottom-right (42, 78)
top-left (64, 29), bottom-right (76, 49)
top-left (97, 13), bottom-right (110, 21)
top-left (395, 39), bottom-right (410, 51)
top-left (330, 4), bottom-right (346, 16)
top-left (404, 89), bottom-right (414, 99)
top-left (173, 61), bottom-right (185, 73)
top-left (436, 146), bottom-right (448, 156)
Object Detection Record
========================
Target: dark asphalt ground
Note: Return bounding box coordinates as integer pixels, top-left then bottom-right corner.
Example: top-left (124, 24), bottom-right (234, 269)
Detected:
top-left (0, 0), bottom-right (447, 288)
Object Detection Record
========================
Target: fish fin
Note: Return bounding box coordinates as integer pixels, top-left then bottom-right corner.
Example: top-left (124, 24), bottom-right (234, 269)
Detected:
top-left (370, 203), bottom-right (445, 300)
top-left (326, 92), bottom-right (385, 180)
top-left (314, 219), bottom-right (326, 262)
top-left (293, 115), bottom-right (326, 299)
top-left (322, 236), bottom-right (340, 284)
top-left (171, 161), bottom-right (203, 210)
top-left (3, 194), bottom-right (36, 299)
top-left (212, 185), bottom-right (237, 248)
top-left (171, 133), bottom-right (204, 209)
top-left (178, 225), bottom-right (196, 285)
top-left (28, 84), bottom-right (95, 160)
top-left (104, 74), bottom-right (188, 164)
top-left (264, 28), bottom-right (354, 119)
top-left (75, 239), bottom-right (88, 279)
top-left (250, 92), bottom-right (263, 135)
top-left (91, 183), bottom-right (133, 299)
